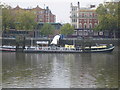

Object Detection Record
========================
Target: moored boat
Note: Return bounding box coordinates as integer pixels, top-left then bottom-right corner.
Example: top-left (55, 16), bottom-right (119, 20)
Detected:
top-left (0, 44), bottom-right (115, 53)
top-left (0, 45), bottom-right (16, 52)
top-left (0, 35), bottom-right (115, 53)
top-left (23, 44), bottom-right (115, 53)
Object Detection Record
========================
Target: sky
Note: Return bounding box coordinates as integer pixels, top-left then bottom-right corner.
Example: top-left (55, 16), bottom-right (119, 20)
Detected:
top-left (1, 0), bottom-right (106, 23)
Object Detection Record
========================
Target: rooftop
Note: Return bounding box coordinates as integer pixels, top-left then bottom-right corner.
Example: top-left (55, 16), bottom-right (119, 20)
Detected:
top-left (105, 0), bottom-right (120, 2)
top-left (79, 7), bottom-right (97, 12)
top-left (13, 5), bottom-right (48, 11)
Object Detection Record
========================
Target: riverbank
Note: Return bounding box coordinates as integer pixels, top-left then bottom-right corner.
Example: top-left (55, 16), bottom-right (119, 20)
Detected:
top-left (1, 37), bottom-right (120, 46)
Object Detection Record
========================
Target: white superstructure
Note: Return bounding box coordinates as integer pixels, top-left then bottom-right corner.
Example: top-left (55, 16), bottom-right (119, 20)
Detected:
top-left (51, 35), bottom-right (61, 45)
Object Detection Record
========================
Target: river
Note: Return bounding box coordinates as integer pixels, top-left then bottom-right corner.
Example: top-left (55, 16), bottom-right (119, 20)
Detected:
top-left (2, 46), bottom-right (119, 88)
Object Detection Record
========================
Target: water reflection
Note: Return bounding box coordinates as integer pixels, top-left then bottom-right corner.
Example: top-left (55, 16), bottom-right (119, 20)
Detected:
top-left (2, 47), bottom-right (118, 88)
top-left (91, 53), bottom-right (118, 88)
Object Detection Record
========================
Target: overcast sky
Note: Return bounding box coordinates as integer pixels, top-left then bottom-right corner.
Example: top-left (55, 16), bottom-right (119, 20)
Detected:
top-left (2, 0), bottom-right (105, 23)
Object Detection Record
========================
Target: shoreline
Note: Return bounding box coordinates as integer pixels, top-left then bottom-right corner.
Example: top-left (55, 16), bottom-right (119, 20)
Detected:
top-left (1, 37), bottom-right (120, 46)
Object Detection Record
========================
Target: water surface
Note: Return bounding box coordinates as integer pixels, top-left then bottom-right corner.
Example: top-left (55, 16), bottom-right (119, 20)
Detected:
top-left (2, 46), bottom-right (119, 88)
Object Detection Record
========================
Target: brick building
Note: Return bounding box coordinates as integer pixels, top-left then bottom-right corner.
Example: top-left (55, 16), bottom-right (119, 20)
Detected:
top-left (12, 5), bottom-right (56, 23)
top-left (70, 2), bottom-right (98, 29)
top-left (70, 1), bottom-right (119, 38)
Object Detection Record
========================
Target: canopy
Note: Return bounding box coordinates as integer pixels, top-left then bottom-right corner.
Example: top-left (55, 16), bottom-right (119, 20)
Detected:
top-left (36, 41), bottom-right (49, 44)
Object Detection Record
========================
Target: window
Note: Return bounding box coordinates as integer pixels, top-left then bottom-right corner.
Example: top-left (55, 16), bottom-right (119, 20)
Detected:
top-left (79, 20), bottom-right (81, 23)
top-left (89, 23), bottom-right (92, 29)
top-left (92, 13), bottom-right (94, 17)
top-left (73, 14), bottom-right (76, 17)
top-left (73, 24), bottom-right (77, 29)
top-left (73, 25), bottom-right (75, 28)
top-left (72, 7), bottom-right (77, 11)
top-left (89, 19), bottom-right (92, 23)
top-left (79, 14), bottom-right (81, 17)
top-left (74, 7), bottom-right (77, 11)
top-left (94, 23), bottom-right (97, 27)
top-left (95, 14), bottom-right (97, 17)
top-left (82, 13), bottom-right (84, 17)
top-left (95, 20), bottom-right (98, 23)
top-left (84, 23), bottom-right (87, 29)
top-left (89, 13), bottom-right (92, 17)
top-left (75, 25), bottom-right (77, 28)
top-left (72, 19), bottom-right (77, 22)
top-left (79, 23), bottom-right (82, 28)
top-left (72, 19), bottom-right (74, 22)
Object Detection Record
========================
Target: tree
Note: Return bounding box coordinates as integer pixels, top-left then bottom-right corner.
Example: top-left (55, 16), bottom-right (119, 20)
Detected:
top-left (40, 23), bottom-right (55, 36)
top-left (1, 3), bottom-right (37, 31)
top-left (14, 10), bottom-right (36, 30)
top-left (117, 2), bottom-right (120, 38)
top-left (94, 2), bottom-right (119, 37)
top-left (0, 3), bottom-right (3, 31)
top-left (2, 4), bottom-right (15, 30)
top-left (60, 23), bottom-right (74, 36)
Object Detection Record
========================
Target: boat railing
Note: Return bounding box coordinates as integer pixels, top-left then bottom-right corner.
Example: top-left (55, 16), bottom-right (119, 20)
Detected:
top-left (24, 44), bottom-right (114, 51)
top-left (37, 46), bottom-right (76, 51)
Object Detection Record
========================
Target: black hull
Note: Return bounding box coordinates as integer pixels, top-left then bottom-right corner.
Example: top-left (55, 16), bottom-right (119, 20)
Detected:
top-left (0, 46), bottom-right (115, 53)
top-left (1, 50), bottom-right (16, 52)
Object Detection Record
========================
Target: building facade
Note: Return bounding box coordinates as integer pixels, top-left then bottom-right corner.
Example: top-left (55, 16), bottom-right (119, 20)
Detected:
top-left (70, 2), bottom-right (98, 29)
top-left (12, 5), bottom-right (56, 23)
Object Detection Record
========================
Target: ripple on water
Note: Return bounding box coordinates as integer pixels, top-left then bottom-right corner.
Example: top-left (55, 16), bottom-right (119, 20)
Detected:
top-left (38, 76), bottom-right (43, 79)
top-left (2, 51), bottom-right (118, 88)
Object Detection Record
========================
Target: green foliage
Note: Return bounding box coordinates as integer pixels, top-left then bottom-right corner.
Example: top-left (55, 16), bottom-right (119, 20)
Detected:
top-left (1, 3), bottom-right (36, 31)
top-left (2, 5), bottom-right (15, 30)
top-left (94, 2), bottom-right (119, 31)
top-left (118, 2), bottom-right (120, 30)
top-left (60, 23), bottom-right (74, 36)
top-left (40, 23), bottom-right (55, 36)
top-left (15, 11), bottom-right (37, 30)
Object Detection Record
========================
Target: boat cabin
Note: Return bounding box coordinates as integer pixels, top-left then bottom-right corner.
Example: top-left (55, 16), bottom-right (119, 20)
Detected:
top-left (36, 41), bottom-right (49, 47)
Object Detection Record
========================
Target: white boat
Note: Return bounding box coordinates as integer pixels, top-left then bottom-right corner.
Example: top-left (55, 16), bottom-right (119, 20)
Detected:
top-left (0, 45), bottom-right (16, 52)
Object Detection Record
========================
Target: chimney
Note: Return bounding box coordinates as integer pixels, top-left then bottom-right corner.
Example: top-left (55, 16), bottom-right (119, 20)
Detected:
top-left (90, 5), bottom-right (95, 8)
top-left (78, 2), bottom-right (80, 8)
top-left (71, 3), bottom-right (73, 6)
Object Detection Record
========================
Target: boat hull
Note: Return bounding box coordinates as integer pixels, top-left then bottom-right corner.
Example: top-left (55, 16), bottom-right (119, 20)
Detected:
top-left (0, 48), bottom-right (16, 52)
top-left (23, 46), bottom-right (115, 53)
top-left (0, 46), bottom-right (115, 53)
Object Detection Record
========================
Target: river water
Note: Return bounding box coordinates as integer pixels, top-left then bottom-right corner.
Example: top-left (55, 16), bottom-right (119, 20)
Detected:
top-left (2, 46), bottom-right (119, 88)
